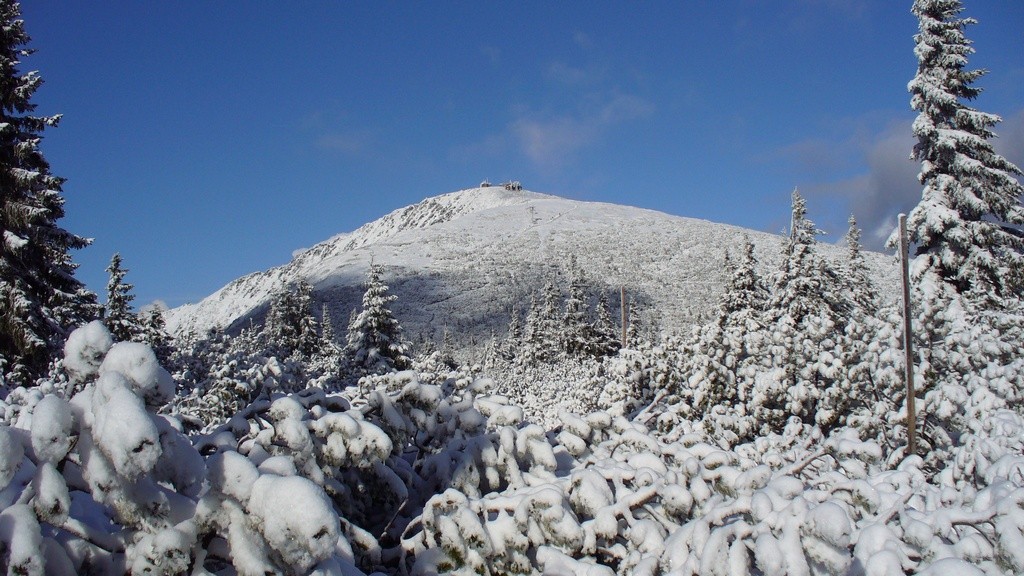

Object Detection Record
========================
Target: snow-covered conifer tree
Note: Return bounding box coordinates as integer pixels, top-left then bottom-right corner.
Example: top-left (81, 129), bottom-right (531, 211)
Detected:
top-left (720, 237), bottom-right (769, 326)
top-left (687, 251), bottom-right (736, 414)
top-left (346, 306), bottom-right (358, 340)
top-left (845, 305), bottom-right (908, 451)
top-left (501, 306), bottom-right (522, 361)
top-left (562, 261), bottom-right (592, 357)
top-left (345, 264), bottom-right (410, 374)
top-left (320, 303), bottom-right (336, 350)
top-left (685, 239), bottom-right (768, 441)
top-left (519, 297), bottom-right (540, 366)
top-left (438, 325), bottom-right (456, 369)
top-left (625, 296), bottom-right (643, 348)
top-left (265, 280), bottom-right (319, 359)
top-left (904, 0), bottom-right (1024, 302)
top-left (768, 192), bottom-right (846, 326)
top-left (0, 1), bottom-right (95, 383)
top-left (307, 303), bottom-right (342, 385)
top-left (103, 253), bottom-right (141, 343)
top-left (822, 217), bottom-right (884, 438)
top-left (591, 293), bottom-right (620, 357)
top-left (757, 191), bottom-right (851, 433)
top-left (538, 281), bottom-right (563, 358)
top-left (138, 305), bottom-right (173, 365)
top-left (520, 282), bottom-right (563, 365)
top-left (294, 281), bottom-right (319, 356)
top-left (843, 216), bottom-right (878, 314)
top-left (896, 1), bottom-right (1024, 466)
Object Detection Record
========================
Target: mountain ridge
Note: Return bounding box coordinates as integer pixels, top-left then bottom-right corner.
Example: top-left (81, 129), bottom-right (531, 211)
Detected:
top-left (166, 187), bottom-right (899, 346)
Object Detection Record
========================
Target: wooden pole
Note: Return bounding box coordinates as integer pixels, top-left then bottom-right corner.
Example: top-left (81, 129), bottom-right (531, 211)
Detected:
top-left (620, 286), bottom-right (628, 348)
top-left (898, 214), bottom-right (917, 456)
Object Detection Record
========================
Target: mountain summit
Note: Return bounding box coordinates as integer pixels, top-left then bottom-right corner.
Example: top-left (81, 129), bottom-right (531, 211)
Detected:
top-left (165, 186), bottom-right (896, 345)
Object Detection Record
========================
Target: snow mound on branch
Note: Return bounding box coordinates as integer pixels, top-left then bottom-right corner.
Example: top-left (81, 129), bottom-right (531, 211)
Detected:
top-left (98, 342), bottom-right (175, 407)
top-left (249, 474), bottom-right (340, 572)
top-left (0, 426), bottom-right (24, 490)
top-left (29, 395), bottom-right (74, 464)
top-left (63, 320), bottom-right (113, 383)
top-left (207, 450), bottom-right (259, 504)
top-left (91, 371), bottom-right (161, 479)
top-left (0, 504), bottom-right (43, 576)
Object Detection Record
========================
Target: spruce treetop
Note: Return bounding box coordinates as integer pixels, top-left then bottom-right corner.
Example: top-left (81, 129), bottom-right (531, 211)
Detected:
top-left (718, 236), bottom-right (767, 324)
top-left (346, 263), bottom-right (409, 374)
top-left (103, 252), bottom-right (140, 342)
top-left (844, 216), bottom-right (878, 313)
top-left (905, 0), bottom-right (1024, 298)
top-left (770, 190), bottom-right (845, 327)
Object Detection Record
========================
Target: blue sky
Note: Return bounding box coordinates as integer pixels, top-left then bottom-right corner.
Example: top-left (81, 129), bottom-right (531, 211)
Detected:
top-left (20, 1), bottom-right (1024, 308)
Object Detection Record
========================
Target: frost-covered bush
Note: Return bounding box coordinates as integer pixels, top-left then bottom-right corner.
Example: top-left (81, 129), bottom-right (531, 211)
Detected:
top-left (61, 320), bottom-right (113, 384)
top-left (0, 323), bottom-right (360, 575)
top-left (173, 326), bottom-right (315, 432)
top-left (0, 322), bottom-right (204, 574)
top-left (8, 311), bottom-right (1024, 574)
top-left (197, 450), bottom-right (350, 574)
top-left (397, 408), bottom-right (1024, 576)
top-left (190, 369), bottom-right (505, 571)
top-left (488, 359), bottom-right (600, 427)
top-left (908, 272), bottom-right (1024, 471)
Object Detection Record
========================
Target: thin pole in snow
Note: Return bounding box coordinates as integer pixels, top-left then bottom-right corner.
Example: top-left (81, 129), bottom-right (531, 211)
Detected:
top-left (620, 286), bottom-right (628, 349)
top-left (899, 214), bottom-right (917, 457)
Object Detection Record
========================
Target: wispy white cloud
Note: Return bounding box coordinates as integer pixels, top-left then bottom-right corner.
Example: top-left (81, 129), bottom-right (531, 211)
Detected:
top-left (140, 299), bottom-right (169, 314)
top-left (301, 109), bottom-right (374, 157)
top-left (447, 132), bottom-right (508, 164)
top-left (511, 116), bottom-right (595, 168)
top-left (773, 119), bottom-right (919, 249)
top-left (596, 94), bottom-right (654, 125)
top-left (510, 94), bottom-right (654, 170)
top-left (781, 106), bottom-right (1024, 250)
top-left (546, 61), bottom-right (591, 85)
top-left (316, 131), bottom-right (371, 155)
top-left (451, 93), bottom-right (653, 171)
top-left (572, 31), bottom-right (594, 51)
top-left (454, 28), bottom-right (652, 175)
top-left (995, 108), bottom-right (1024, 169)
top-left (480, 45), bottom-right (501, 66)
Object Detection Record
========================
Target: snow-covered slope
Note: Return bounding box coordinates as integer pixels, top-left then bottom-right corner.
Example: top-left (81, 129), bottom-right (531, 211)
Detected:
top-left (166, 186), bottom-right (898, 344)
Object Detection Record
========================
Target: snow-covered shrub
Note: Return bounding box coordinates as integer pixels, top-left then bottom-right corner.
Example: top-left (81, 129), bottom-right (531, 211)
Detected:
top-left (62, 320), bottom-right (112, 385)
top-left (173, 326), bottom-right (315, 432)
top-left (9, 299), bottom-right (1024, 574)
top-left (0, 323), bottom-right (203, 573)
top-left (906, 271), bottom-right (1024, 472)
top-left (1, 323), bottom-right (356, 574)
top-left (390, 396), bottom-right (1024, 576)
top-left (197, 451), bottom-right (348, 575)
top-left (189, 369), bottom-right (506, 571)
top-left (489, 359), bottom-right (600, 427)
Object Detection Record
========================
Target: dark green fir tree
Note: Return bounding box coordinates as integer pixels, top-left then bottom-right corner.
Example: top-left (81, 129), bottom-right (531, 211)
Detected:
top-left (0, 1), bottom-right (96, 383)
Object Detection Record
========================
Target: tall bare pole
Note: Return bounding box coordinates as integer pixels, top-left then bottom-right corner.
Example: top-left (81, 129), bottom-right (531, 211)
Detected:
top-left (898, 214), bottom-right (917, 456)
top-left (620, 286), bottom-right (628, 348)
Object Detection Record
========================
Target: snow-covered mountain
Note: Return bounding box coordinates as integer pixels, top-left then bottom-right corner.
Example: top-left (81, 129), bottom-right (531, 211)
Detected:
top-left (166, 186), bottom-right (898, 344)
